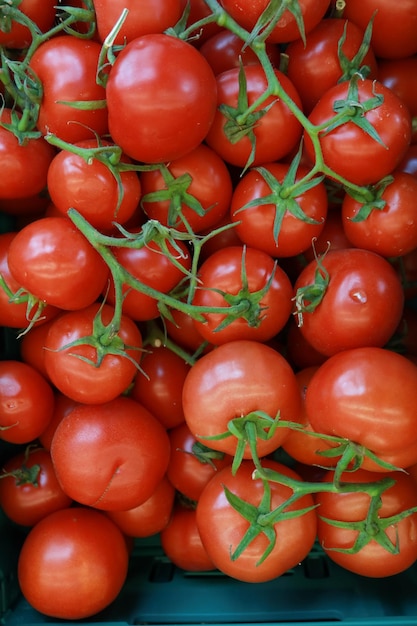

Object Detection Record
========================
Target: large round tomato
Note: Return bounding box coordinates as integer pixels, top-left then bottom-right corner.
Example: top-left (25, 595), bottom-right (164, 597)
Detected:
top-left (316, 469), bottom-right (417, 577)
top-left (0, 447), bottom-right (72, 527)
top-left (205, 65), bottom-right (303, 168)
top-left (304, 78), bottom-right (412, 186)
top-left (191, 245), bottom-right (293, 345)
top-left (50, 396), bottom-right (171, 510)
top-left (18, 507), bottom-right (129, 620)
top-left (106, 34), bottom-right (217, 163)
top-left (293, 247), bottom-right (405, 357)
top-left (182, 340), bottom-right (300, 459)
top-left (43, 303), bottom-right (143, 404)
top-left (305, 347), bottom-right (417, 470)
top-left (29, 35), bottom-right (108, 143)
top-left (7, 216), bottom-right (109, 311)
top-left (196, 459), bottom-right (317, 582)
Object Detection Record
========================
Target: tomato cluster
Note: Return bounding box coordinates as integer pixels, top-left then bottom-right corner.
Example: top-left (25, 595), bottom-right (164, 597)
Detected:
top-left (2, 0), bottom-right (417, 620)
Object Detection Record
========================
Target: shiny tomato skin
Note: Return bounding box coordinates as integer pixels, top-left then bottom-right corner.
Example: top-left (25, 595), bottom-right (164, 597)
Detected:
top-left (305, 347), bottom-right (417, 469)
top-left (39, 392), bottom-right (80, 451)
top-left (342, 172), bottom-right (417, 257)
top-left (196, 459), bottom-right (317, 582)
top-left (219, 0), bottom-right (330, 44)
top-left (0, 0), bottom-right (56, 48)
top-left (205, 65), bottom-right (303, 168)
top-left (105, 475), bottom-right (175, 537)
top-left (17, 507), bottom-right (129, 620)
top-left (130, 346), bottom-right (191, 429)
top-left (230, 162), bottom-right (328, 258)
top-left (316, 469), bottom-right (417, 577)
top-left (43, 303), bottom-right (142, 404)
top-left (7, 216), bottom-right (109, 311)
top-left (0, 447), bottom-right (72, 527)
top-left (293, 248), bottom-right (405, 357)
top-left (94, 0), bottom-right (183, 44)
top-left (106, 34), bottom-right (217, 163)
top-left (50, 396), bottom-right (171, 511)
top-left (0, 361), bottom-right (54, 444)
top-left (46, 139), bottom-right (142, 232)
top-left (182, 340), bottom-right (300, 458)
top-left (304, 78), bottom-right (412, 186)
top-left (29, 35), bottom-right (108, 143)
top-left (378, 56), bottom-right (417, 144)
top-left (191, 245), bottom-right (293, 345)
top-left (286, 18), bottom-right (378, 115)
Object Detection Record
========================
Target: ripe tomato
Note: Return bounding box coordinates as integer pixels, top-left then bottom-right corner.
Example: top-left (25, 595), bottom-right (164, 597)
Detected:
top-left (0, 447), bottom-right (72, 527)
top-left (0, 0), bottom-right (56, 48)
top-left (286, 18), bottom-right (378, 115)
top-left (46, 139), bottom-right (142, 232)
top-left (196, 459), bottom-right (317, 582)
top-left (161, 503), bottom-right (216, 571)
top-left (43, 303), bottom-right (142, 404)
top-left (0, 360), bottom-right (54, 444)
top-left (94, 0), bottom-right (183, 44)
top-left (29, 35), bottom-right (108, 143)
top-left (230, 162), bottom-right (328, 258)
top-left (7, 216), bottom-right (109, 311)
top-left (305, 347), bottom-right (417, 470)
top-left (18, 507), bottom-right (129, 620)
top-left (304, 78), bottom-right (412, 186)
top-left (191, 245), bottom-right (293, 345)
top-left (293, 248), bottom-right (405, 357)
top-left (50, 396), bottom-right (171, 510)
top-left (205, 65), bottom-right (303, 168)
top-left (182, 340), bottom-right (300, 459)
top-left (342, 0), bottom-right (417, 59)
top-left (38, 392), bottom-right (80, 451)
top-left (218, 0), bottom-right (330, 44)
top-left (106, 34), bottom-right (217, 163)
top-left (0, 109), bottom-right (56, 199)
top-left (140, 143), bottom-right (233, 233)
top-left (106, 475), bottom-right (175, 537)
top-left (342, 172), bottom-right (417, 257)
top-left (316, 469), bottom-right (417, 577)
top-left (130, 346), bottom-right (190, 429)
top-left (166, 421), bottom-right (233, 501)
top-left (377, 56), bottom-right (417, 145)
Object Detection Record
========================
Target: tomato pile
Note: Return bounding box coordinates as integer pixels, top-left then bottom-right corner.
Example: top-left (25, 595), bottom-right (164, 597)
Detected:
top-left (1, 0), bottom-right (417, 620)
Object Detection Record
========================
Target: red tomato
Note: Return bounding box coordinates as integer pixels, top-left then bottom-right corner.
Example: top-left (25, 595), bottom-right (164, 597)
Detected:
top-left (293, 248), bottom-right (405, 357)
top-left (205, 65), bottom-right (303, 168)
top-left (106, 475), bottom-right (175, 537)
top-left (191, 245), bottom-right (293, 345)
top-left (378, 56), bottom-right (417, 144)
top-left (29, 35), bottom-right (108, 143)
top-left (342, 0), bottom-right (417, 59)
top-left (18, 507), bottom-right (129, 620)
top-left (130, 346), bottom-right (190, 429)
top-left (0, 109), bottom-right (56, 199)
top-left (0, 361), bottom-right (54, 444)
top-left (316, 469), bottom-right (417, 577)
top-left (106, 34), bottom-right (217, 163)
top-left (305, 347), bottom-right (417, 470)
top-left (19, 314), bottom-right (63, 379)
top-left (230, 162), bottom-right (328, 258)
top-left (0, 0), bottom-right (56, 48)
top-left (166, 421), bottom-right (233, 501)
top-left (7, 216), bottom-right (109, 311)
top-left (182, 340), bottom-right (300, 459)
top-left (39, 392), bottom-right (80, 451)
top-left (342, 172), bottom-right (417, 257)
top-left (304, 78), bottom-right (412, 186)
top-left (286, 18), bottom-right (378, 115)
top-left (50, 396), bottom-right (171, 510)
top-left (196, 459), bottom-right (317, 582)
top-left (218, 0), bottom-right (330, 44)
top-left (94, 0), bottom-right (183, 44)
top-left (140, 143), bottom-right (233, 233)
top-left (46, 139), bottom-right (142, 232)
top-left (161, 503), bottom-right (216, 571)
top-left (43, 303), bottom-right (142, 404)
top-left (0, 447), bottom-right (72, 527)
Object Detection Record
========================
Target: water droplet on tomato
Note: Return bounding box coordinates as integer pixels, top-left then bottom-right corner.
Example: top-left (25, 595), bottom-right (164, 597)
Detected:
top-left (349, 289), bottom-right (367, 304)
